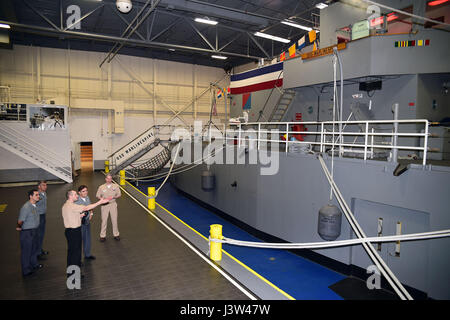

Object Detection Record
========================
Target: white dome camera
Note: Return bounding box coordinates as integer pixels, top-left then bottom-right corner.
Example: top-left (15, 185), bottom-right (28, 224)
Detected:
top-left (116, 0), bottom-right (132, 14)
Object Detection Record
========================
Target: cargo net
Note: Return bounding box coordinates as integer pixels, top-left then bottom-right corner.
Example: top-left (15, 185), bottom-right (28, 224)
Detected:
top-left (128, 143), bottom-right (171, 178)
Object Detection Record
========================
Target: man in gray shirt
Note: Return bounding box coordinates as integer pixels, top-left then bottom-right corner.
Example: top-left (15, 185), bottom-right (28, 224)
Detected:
top-left (74, 185), bottom-right (95, 260)
top-left (36, 181), bottom-right (49, 259)
top-left (16, 189), bottom-right (43, 277)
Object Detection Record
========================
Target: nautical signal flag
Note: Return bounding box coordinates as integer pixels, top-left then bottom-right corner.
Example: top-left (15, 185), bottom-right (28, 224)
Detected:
top-left (297, 30), bottom-right (317, 51)
top-left (308, 30), bottom-right (317, 43)
top-left (298, 36), bottom-right (306, 50)
top-left (289, 43), bottom-right (296, 57)
top-left (280, 51), bottom-right (286, 61)
top-left (242, 93), bottom-right (251, 110)
top-left (217, 89), bottom-right (223, 99)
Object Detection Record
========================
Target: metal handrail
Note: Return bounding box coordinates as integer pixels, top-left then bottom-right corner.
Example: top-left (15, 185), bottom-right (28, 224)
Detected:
top-left (107, 124), bottom-right (183, 159)
top-left (0, 128), bottom-right (71, 173)
top-left (1, 123), bottom-right (71, 166)
top-left (107, 125), bottom-right (156, 159)
top-left (222, 119), bottom-right (430, 165)
top-left (0, 126), bottom-right (71, 174)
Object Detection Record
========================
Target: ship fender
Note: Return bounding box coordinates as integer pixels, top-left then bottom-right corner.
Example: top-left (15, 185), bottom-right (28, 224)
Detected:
top-left (318, 204), bottom-right (342, 241)
top-left (201, 170), bottom-right (215, 191)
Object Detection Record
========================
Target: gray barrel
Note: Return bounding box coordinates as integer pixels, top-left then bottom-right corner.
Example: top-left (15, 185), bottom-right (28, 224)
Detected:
top-left (318, 204), bottom-right (342, 241)
top-left (201, 170), bottom-right (215, 191)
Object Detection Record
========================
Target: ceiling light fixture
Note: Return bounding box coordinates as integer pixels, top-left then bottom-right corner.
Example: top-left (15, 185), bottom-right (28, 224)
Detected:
top-left (281, 20), bottom-right (312, 31)
top-left (211, 55), bottom-right (227, 60)
top-left (315, 3), bottom-right (329, 9)
top-left (0, 23), bottom-right (11, 29)
top-left (195, 17), bottom-right (218, 25)
top-left (254, 32), bottom-right (290, 43)
top-left (116, 0), bottom-right (132, 14)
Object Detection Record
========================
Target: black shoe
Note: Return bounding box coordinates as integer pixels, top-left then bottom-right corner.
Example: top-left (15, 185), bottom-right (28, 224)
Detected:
top-left (37, 254), bottom-right (46, 261)
top-left (33, 264), bottom-right (44, 270)
top-left (100, 237), bottom-right (106, 242)
top-left (85, 256), bottom-right (96, 260)
top-left (114, 236), bottom-right (120, 241)
top-left (41, 250), bottom-right (49, 255)
top-left (23, 271), bottom-right (35, 277)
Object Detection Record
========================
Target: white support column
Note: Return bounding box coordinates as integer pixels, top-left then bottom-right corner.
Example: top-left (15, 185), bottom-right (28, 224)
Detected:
top-left (392, 103), bottom-right (399, 163)
top-left (153, 59), bottom-right (157, 123)
top-left (37, 47), bottom-right (41, 102)
top-left (193, 64), bottom-right (197, 120)
top-left (364, 122), bottom-right (369, 161)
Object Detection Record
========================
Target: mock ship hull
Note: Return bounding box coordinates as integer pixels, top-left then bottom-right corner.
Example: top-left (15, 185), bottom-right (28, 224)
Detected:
top-left (172, 146), bottom-right (450, 299)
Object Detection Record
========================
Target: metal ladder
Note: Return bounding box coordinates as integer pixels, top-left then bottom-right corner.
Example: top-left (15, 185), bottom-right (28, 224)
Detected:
top-left (268, 89), bottom-right (296, 122)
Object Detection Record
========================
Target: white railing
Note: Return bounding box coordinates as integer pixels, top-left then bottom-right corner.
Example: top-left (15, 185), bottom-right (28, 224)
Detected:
top-left (216, 119), bottom-right (431, 166)
top-left (0, 124), bottom-right (72, 181)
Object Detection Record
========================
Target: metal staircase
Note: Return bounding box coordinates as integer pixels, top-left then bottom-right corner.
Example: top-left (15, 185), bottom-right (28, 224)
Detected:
top-left (0, 123), bottom-right (73, 183)
top-left (108, 126), bottom-right (173, 176)
top-left (268, 89), bottom-right (296, 122)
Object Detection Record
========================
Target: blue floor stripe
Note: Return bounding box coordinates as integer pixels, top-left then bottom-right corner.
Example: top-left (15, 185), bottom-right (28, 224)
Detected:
top-left (135, 181), bottom-right (345, 300)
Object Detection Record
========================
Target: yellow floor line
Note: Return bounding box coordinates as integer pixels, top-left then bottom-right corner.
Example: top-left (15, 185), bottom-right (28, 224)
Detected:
top-left (121, 177), bottom-right (294, 300)
top-left (155, 201), bottom-right (296, 301)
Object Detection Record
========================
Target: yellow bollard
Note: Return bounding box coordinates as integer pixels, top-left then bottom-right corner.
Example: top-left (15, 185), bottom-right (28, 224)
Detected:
top-left (104, 160), bottom-right (110, 173)
top-left (148, 187), bottom-right (155, 210)
top-left (119, 170), bottom-right (125, 186)
top-left (210, 224), bottom-right (223, 261)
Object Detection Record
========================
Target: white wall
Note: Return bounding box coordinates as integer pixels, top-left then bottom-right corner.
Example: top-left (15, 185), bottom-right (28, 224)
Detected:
top-left (0, 45), bottom-right (229, 166)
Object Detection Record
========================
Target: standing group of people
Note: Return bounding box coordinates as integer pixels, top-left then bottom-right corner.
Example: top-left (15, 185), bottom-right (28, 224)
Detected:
top-left (17, 174), bottom-right (122, 278)
top-left (16, 181), bottom-right (49, 277)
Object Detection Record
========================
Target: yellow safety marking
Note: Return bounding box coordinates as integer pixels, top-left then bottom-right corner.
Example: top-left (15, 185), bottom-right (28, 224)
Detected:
top-left (155, 203), bottom-right (295, 300)
top-left (0, 204), bottom-right (7, 213)
top-left (120, 178), bottom-right (295, 300)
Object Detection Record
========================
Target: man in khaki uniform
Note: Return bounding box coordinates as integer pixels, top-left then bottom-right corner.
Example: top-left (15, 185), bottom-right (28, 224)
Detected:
top-left (96, 173), bottom-right (122, 241)
top-left (62, 190), bottom-right (110, 276)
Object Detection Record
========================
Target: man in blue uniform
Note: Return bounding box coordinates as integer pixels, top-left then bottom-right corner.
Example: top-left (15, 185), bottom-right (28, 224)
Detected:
top-left (75, 185), bottom-right (95, 260)
top-left (36, 181), bottom-right (49, 259)
top-left (16, 189), bottom-right (43, 277)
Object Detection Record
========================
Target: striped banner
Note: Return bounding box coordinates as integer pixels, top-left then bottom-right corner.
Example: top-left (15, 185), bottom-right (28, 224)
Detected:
top-left (230, 62), bottom-right (283, 95)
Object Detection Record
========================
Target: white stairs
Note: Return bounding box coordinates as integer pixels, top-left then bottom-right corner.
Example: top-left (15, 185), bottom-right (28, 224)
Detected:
top-left (268, 89), bottom-right (296, 122)
top-left (0, 123), bottom-right (73, 183)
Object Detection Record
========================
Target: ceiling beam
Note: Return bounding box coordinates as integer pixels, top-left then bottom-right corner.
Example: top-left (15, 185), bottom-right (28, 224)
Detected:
top-left (22, 0), bottom-right (60, 31)
top-left (3, 20), bottom-right (263, 61)
top-left (185, 18), bottom-right (215, 51)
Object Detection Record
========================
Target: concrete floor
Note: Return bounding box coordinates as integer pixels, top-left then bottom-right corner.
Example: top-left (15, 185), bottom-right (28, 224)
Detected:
top-left (0, 171), bottom-right (249, 300)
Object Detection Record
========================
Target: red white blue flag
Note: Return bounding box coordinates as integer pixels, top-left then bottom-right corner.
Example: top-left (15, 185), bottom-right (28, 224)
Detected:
top-left (230, 62), bottom-right (283, 95)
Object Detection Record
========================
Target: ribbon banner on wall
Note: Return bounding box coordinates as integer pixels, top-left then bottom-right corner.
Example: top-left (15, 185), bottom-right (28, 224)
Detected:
top-left (230, 62), bottom-right (284, 95)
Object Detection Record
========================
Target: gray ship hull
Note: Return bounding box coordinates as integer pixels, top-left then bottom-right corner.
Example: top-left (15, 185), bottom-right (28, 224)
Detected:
top-left (172, 146), bottom-right (450, 299)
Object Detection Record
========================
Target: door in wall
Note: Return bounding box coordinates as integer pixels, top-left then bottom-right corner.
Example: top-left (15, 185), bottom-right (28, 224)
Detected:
top-left (80, 142), bottom-right (93, 171)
